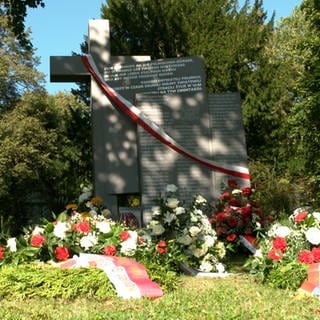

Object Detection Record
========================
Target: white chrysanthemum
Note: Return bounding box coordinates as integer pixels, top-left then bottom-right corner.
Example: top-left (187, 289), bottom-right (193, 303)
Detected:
top-left (204, 235), bottom-right (216, 247)
top-left (215, 241), bottom-right (226, 259)
top-left (32, 226), bottom-right (45, 235)
top-left (78, 187), bottom-right (92, 203)
top-left (189, 226), bottom-right (201, 237)
top-left (89, 209), bottom-right (97, 216)
top-left (313, 212), bottom-right (320, 221)
top-left (96, 221), bottom-right (111, 233)
top-left (166, 184), bottom-right (178, 193)
top-left (175, 206), bottom-right (185, 215)
top-left (177, 234), bottom-right (193, 245)
top-left (80, 233), bottom-right (98, 250)
top-left (274, 226), bottom-right (292, 238)
top-left (215, 262), bottom-right (225, 274)
top-left (166, 197), bottom-right (179, 209)
top-left (151, 206), bottom-right (161, 216)
top-left (231, 189), bottom-right (242, 195)
top-left (164, 211), bottom-right (176, 224)
top-left (7, 237), bottom-right (17, 252)
top-left (53, 221), bottom-right (69, 239)
top-left (195, 195), bottom-right (207, 205)
top-left (199, 260), bottom-right (213, 272)
top-left (120, 231), bottom-right (138, 256)
top-left (254, 249), bottom-right (263, 258)
top-left (191, 244), bottom-right (208, 258)
top-left (150, 222), bottom-right (165, 235)
top-left (305, 227), bottom-right (320, 245)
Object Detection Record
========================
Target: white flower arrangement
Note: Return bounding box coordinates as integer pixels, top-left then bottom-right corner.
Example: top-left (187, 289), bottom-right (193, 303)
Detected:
top-left (145, 185), bottom-right (226, 272)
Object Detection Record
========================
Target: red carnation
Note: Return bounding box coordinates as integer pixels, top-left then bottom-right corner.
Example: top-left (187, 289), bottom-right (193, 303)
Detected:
top-left (215, 212), bottom-right (227, 222)
top-left (311, 247), bottom-right (320, 263)
top-left (31, 234), bottom-right (46, 247)
top-left (228, 179), bottom-right (238, 188)
top-left (0, 246), bottom-right (5, 259)
top-left (156, 240), bottom-right (167, 254)
top-left (268, 249), bottom-right (283, 261)
top-left (272, 237), bottom-right (287, 251)
top-left (103, 244), bottom-right (117, 256)
top-left (241, 187), bottom-right (252, 196)
top-left (220, 192), bottom-right (230, 199)
top-left (298, 250), bottom-right (314, 264)
top-left (227, 217), bottom-right (238, 227)
top-left (120, 230), bottom-right (130, 241)
top-left (226, 234), bottom-right (237, 242)
top-left (54, 246), bottom-right (70, 261)
top-left (240, 206), bottom-right (252, 219)
top-left (229, 199), bottom-right (240, 207)
top-left (74, 221), bottom-right (90, 234)
top-left (294, 211), bottom-right (309, 222)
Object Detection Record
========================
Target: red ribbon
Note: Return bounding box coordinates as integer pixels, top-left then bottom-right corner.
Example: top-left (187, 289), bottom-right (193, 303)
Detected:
top-left (81, 55), bottom-right (250, 180)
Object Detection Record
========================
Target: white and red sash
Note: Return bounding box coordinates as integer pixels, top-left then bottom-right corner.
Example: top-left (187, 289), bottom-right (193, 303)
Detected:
top-left (81, 54), bottom-right (250, 181)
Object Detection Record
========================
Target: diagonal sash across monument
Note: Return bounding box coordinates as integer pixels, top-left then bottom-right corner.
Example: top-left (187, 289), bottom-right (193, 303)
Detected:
top-left (50, 19), bottom-right (250, 224)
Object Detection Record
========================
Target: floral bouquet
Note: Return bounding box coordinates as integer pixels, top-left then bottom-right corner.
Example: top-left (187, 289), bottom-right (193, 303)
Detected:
top-left (209, 179), bottom-right (272, 252)
top-left (144, 184), bottom-right (226, 273)
top-left (246, 207), bottom-right (320, 289)
top-left (0, 189), bottom-right (143, 266)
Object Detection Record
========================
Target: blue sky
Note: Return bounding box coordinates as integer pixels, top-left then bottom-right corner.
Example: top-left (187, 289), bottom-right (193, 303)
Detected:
top-left (26, 0), bottom-right (302, 94)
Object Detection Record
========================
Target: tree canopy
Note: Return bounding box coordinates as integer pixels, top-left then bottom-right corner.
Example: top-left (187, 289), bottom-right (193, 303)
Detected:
top-left (0, 0), bottom-right (45, 49)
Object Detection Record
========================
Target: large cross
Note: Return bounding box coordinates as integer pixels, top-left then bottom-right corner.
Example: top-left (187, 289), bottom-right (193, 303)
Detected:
top-left (50, 20), bottom-right (150, 216)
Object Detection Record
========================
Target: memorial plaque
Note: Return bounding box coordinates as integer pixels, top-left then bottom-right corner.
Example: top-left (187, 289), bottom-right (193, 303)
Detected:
top-left (209, 93), bottom-right (249, 198)
top-left (50, 19), bottom-right (250, 223)
top-left (137, 92), bottom-right (214, 223)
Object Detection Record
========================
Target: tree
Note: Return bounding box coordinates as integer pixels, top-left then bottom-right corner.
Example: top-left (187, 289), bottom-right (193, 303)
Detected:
top-left (0, 0), bottom-right (45, 50)
top-left (0, 14), bottom-right (44, 113)
top-left (285, 0), bottom-right (320, 191)
top-left (0, 91), bottom-right (92, 233)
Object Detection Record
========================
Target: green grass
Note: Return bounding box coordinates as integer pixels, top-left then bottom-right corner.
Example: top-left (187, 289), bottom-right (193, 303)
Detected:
top-left (1, 274), bottom-right (320, 320)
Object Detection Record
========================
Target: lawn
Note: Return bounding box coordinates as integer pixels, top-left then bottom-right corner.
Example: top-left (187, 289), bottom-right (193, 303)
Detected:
top-left (1, 273), bottom-right (320, 320)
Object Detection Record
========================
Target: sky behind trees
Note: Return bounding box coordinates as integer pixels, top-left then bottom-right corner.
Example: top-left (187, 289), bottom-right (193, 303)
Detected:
top-left (26, 0), bottom-right (302, 94)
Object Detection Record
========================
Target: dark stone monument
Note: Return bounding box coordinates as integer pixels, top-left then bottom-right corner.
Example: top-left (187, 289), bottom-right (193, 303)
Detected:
top-left (50, 20), bottom-right (249, 224)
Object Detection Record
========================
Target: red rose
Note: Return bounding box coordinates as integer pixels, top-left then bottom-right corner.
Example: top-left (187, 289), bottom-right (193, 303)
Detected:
top-left (268, 249), bottom-right (283, 261)
top-left (103, 244), bottom-right (117, 256)
top-left (226, 234), bottom-right (237, 242)
top-left (227, 217), bottom-right (238, 227)
top-left (138, 236), bottom-right (145, 244)
top-left (228, 199), bottom-right (240, 207)
top-left (241, 187), bottom-right (252, 196)
top-left (54, 246), bottom-right (70, 261)
top-left (298, 250), bottom-right (314, 264)
top-left (220, 192), bottom-right (230, 199)
top-left (215, 212), bottom-right (227, 222)
top-left (294, 211), bottom-right (309, 222)
top-left (156, 240), bottom-right (167, 254)
top-left (120, 230), bottom-right (130, 241)
top-left (31, 234), bottom-right (46, 247)
top-left (272, 237), bottom-right (287, 251)
top-left (228, 180), bottom-right (238, 188)
top-left (216, 227), bottom-right (227, 236)
top-left (0, 246), bottom-right (5, 259)
top-left (74, 221), bottom-right (90, 234)
top-left (240, 206), bottom-right (252, 219)
top-left (311, 247), bottom-right (320, 263)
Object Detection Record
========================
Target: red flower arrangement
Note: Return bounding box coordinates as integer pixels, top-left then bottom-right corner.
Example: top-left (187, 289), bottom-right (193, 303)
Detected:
top-left (210, 180), bottom-right (272, 250)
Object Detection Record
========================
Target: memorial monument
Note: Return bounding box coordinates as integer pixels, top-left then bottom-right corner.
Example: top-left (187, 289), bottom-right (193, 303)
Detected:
top-left (50, 19), bottom-right (250, 225)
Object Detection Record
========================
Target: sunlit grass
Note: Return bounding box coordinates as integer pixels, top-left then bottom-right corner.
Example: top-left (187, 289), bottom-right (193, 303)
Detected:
top-left (1, 275), bottom-right (320, 320)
